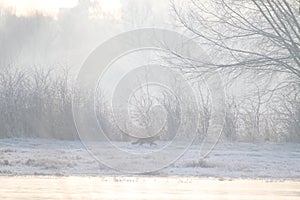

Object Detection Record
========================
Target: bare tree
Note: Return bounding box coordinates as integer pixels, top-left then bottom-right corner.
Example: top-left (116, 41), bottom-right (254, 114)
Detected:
top-left (160, 81), bottom-right (181, 140)
top-left (195, 82), bottom-right (212, 141)
top-left (129, 86), bottom-right (159, 145)
top-left (173, 0), bottom-right (300, 82)
top-left (270, 84), bottom-right (300, 141)
top-left (128, 71), bottom-right (161, 145)
top-left (0, 67), bottom-right (28, 137)
top-left (0, 67), bottom-right (79, 139)
top-left (223, 96), bottom-right (239, 141)
top-left (122, 0), bottom-right (154, 29)
top-left (171, 0), bottom-right (300, 142)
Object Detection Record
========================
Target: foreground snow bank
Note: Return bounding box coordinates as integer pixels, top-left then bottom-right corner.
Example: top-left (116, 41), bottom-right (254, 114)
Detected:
top-left (0, 138), bottom-right (299, 179)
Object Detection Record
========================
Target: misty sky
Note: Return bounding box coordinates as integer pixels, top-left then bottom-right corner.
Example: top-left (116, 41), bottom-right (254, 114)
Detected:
top-left (0, 0), bottom-right (169, 19)
top-left (0, 0), bottom-right (121, 18)
top-left (0, 0), bottom-right (172, 70)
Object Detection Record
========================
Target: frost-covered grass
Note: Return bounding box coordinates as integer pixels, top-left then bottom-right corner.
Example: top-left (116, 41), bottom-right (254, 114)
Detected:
top-left (0, 138), bottom-right (299, 179)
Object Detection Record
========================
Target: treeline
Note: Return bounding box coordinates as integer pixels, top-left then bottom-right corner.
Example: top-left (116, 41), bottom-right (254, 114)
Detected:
top-left (0, 67), bottom-right (299, 142)
top-left (223, 88), bottom-right (300, 142)
top-left (0, 67), bottom-right (76, 139)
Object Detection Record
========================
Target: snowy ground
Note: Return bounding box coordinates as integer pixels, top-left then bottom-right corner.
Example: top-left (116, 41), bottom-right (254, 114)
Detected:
top-left (0, 138), bottom-right (299, 179)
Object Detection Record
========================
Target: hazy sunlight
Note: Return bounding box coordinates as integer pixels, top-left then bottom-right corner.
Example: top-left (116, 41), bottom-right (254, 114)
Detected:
top-left (0, 0), bottom-right (122, 18)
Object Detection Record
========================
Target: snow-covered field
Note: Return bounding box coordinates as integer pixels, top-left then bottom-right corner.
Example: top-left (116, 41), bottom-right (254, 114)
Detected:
top-left (0, 138), bottom-right (299, 179)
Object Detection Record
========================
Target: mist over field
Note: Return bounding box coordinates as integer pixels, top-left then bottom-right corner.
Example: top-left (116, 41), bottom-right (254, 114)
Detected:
top-left (0, 1), bottom-right (299, 199)
top-left (0, 0), bottom-right (300, 200)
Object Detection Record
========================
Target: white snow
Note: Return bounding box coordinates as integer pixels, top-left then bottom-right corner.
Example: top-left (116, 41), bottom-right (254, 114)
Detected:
top-left (0, 138), bottom-right (299, 179)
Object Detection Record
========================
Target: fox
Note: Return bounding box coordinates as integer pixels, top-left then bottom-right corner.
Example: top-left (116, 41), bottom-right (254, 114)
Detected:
top-left (131, 136), bottom-right (158, 146)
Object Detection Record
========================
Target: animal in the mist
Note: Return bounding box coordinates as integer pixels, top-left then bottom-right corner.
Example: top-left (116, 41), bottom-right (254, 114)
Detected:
top-left (131, 136), bottom-right (158, 146)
